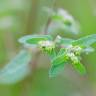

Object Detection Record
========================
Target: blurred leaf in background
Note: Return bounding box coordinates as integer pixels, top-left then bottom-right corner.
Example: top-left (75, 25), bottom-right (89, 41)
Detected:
top-left (0, 50), bottom-right (32, 84)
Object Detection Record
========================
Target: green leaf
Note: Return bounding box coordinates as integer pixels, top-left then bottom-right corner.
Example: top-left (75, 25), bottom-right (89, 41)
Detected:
top-left (19, 35), bottom-right (52, 46)
top-left (72, 62), bottom-right (86, 75)
top-left (49, 52), bottom-right (68, 77)
top-left (58, 37), bottom-right (74, 45)
top-left (72, 34), bottom-right (96, 47)
top-left (0, 50), bottom-right (32, 84)
top-left (52, 53), bottom-right (68, 66)
top-left (49, 63), bottom-right (65, 77)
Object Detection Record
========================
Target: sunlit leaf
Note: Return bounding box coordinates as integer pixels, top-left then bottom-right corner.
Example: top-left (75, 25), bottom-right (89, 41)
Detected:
top-left (0, 50), bottom-right (32, 84)
top-left (72, 34), bottom-right (96, 47)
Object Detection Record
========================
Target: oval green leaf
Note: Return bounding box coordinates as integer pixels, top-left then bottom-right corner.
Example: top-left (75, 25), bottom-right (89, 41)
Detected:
top-left (72, 34), bottom-right (96, 47)
top-left (19, 35), bottom-right (52, 46)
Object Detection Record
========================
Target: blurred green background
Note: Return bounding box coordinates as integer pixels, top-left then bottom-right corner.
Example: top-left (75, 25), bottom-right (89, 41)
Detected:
top-left (0, 0), bottom-right (96, 96)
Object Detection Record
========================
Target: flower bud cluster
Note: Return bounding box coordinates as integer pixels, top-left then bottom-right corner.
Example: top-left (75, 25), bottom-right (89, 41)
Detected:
top-left (65, 45), bottom-right (82, 63)
top-left (38, 40), bottom-right (55, 53)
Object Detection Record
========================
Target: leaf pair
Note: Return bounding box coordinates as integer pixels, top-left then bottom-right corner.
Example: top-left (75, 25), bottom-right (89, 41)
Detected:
top-left (49, 34), bottom-right (96, 77)
top-left (49, 49), bottom-right (68, 77)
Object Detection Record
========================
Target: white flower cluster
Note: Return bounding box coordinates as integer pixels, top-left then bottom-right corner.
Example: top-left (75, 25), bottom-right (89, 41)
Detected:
top-left (66, 45), bottom-right (82, 55)
top-left (66, 52), bottom-right (79, 63)
top-left (38, 40), bottom-right (55, 52)
top-left (65, 45), bottom-right (82, 63)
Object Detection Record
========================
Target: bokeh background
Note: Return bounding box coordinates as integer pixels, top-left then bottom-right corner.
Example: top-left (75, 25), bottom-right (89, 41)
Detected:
top-left (0, 0), bottom-right (96, 96)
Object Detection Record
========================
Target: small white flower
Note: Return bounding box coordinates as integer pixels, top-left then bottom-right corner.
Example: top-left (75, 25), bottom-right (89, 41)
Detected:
top-left (38, 40), bottom-right (54, 47)
top-left (38, 40), bottom-right (55, 52)
top-left (67, 52), bottom-right (75, 57)
top-left (73, 46), bottom-right (82, 54)
top-left (67, 52), bottom-right (78, 63)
